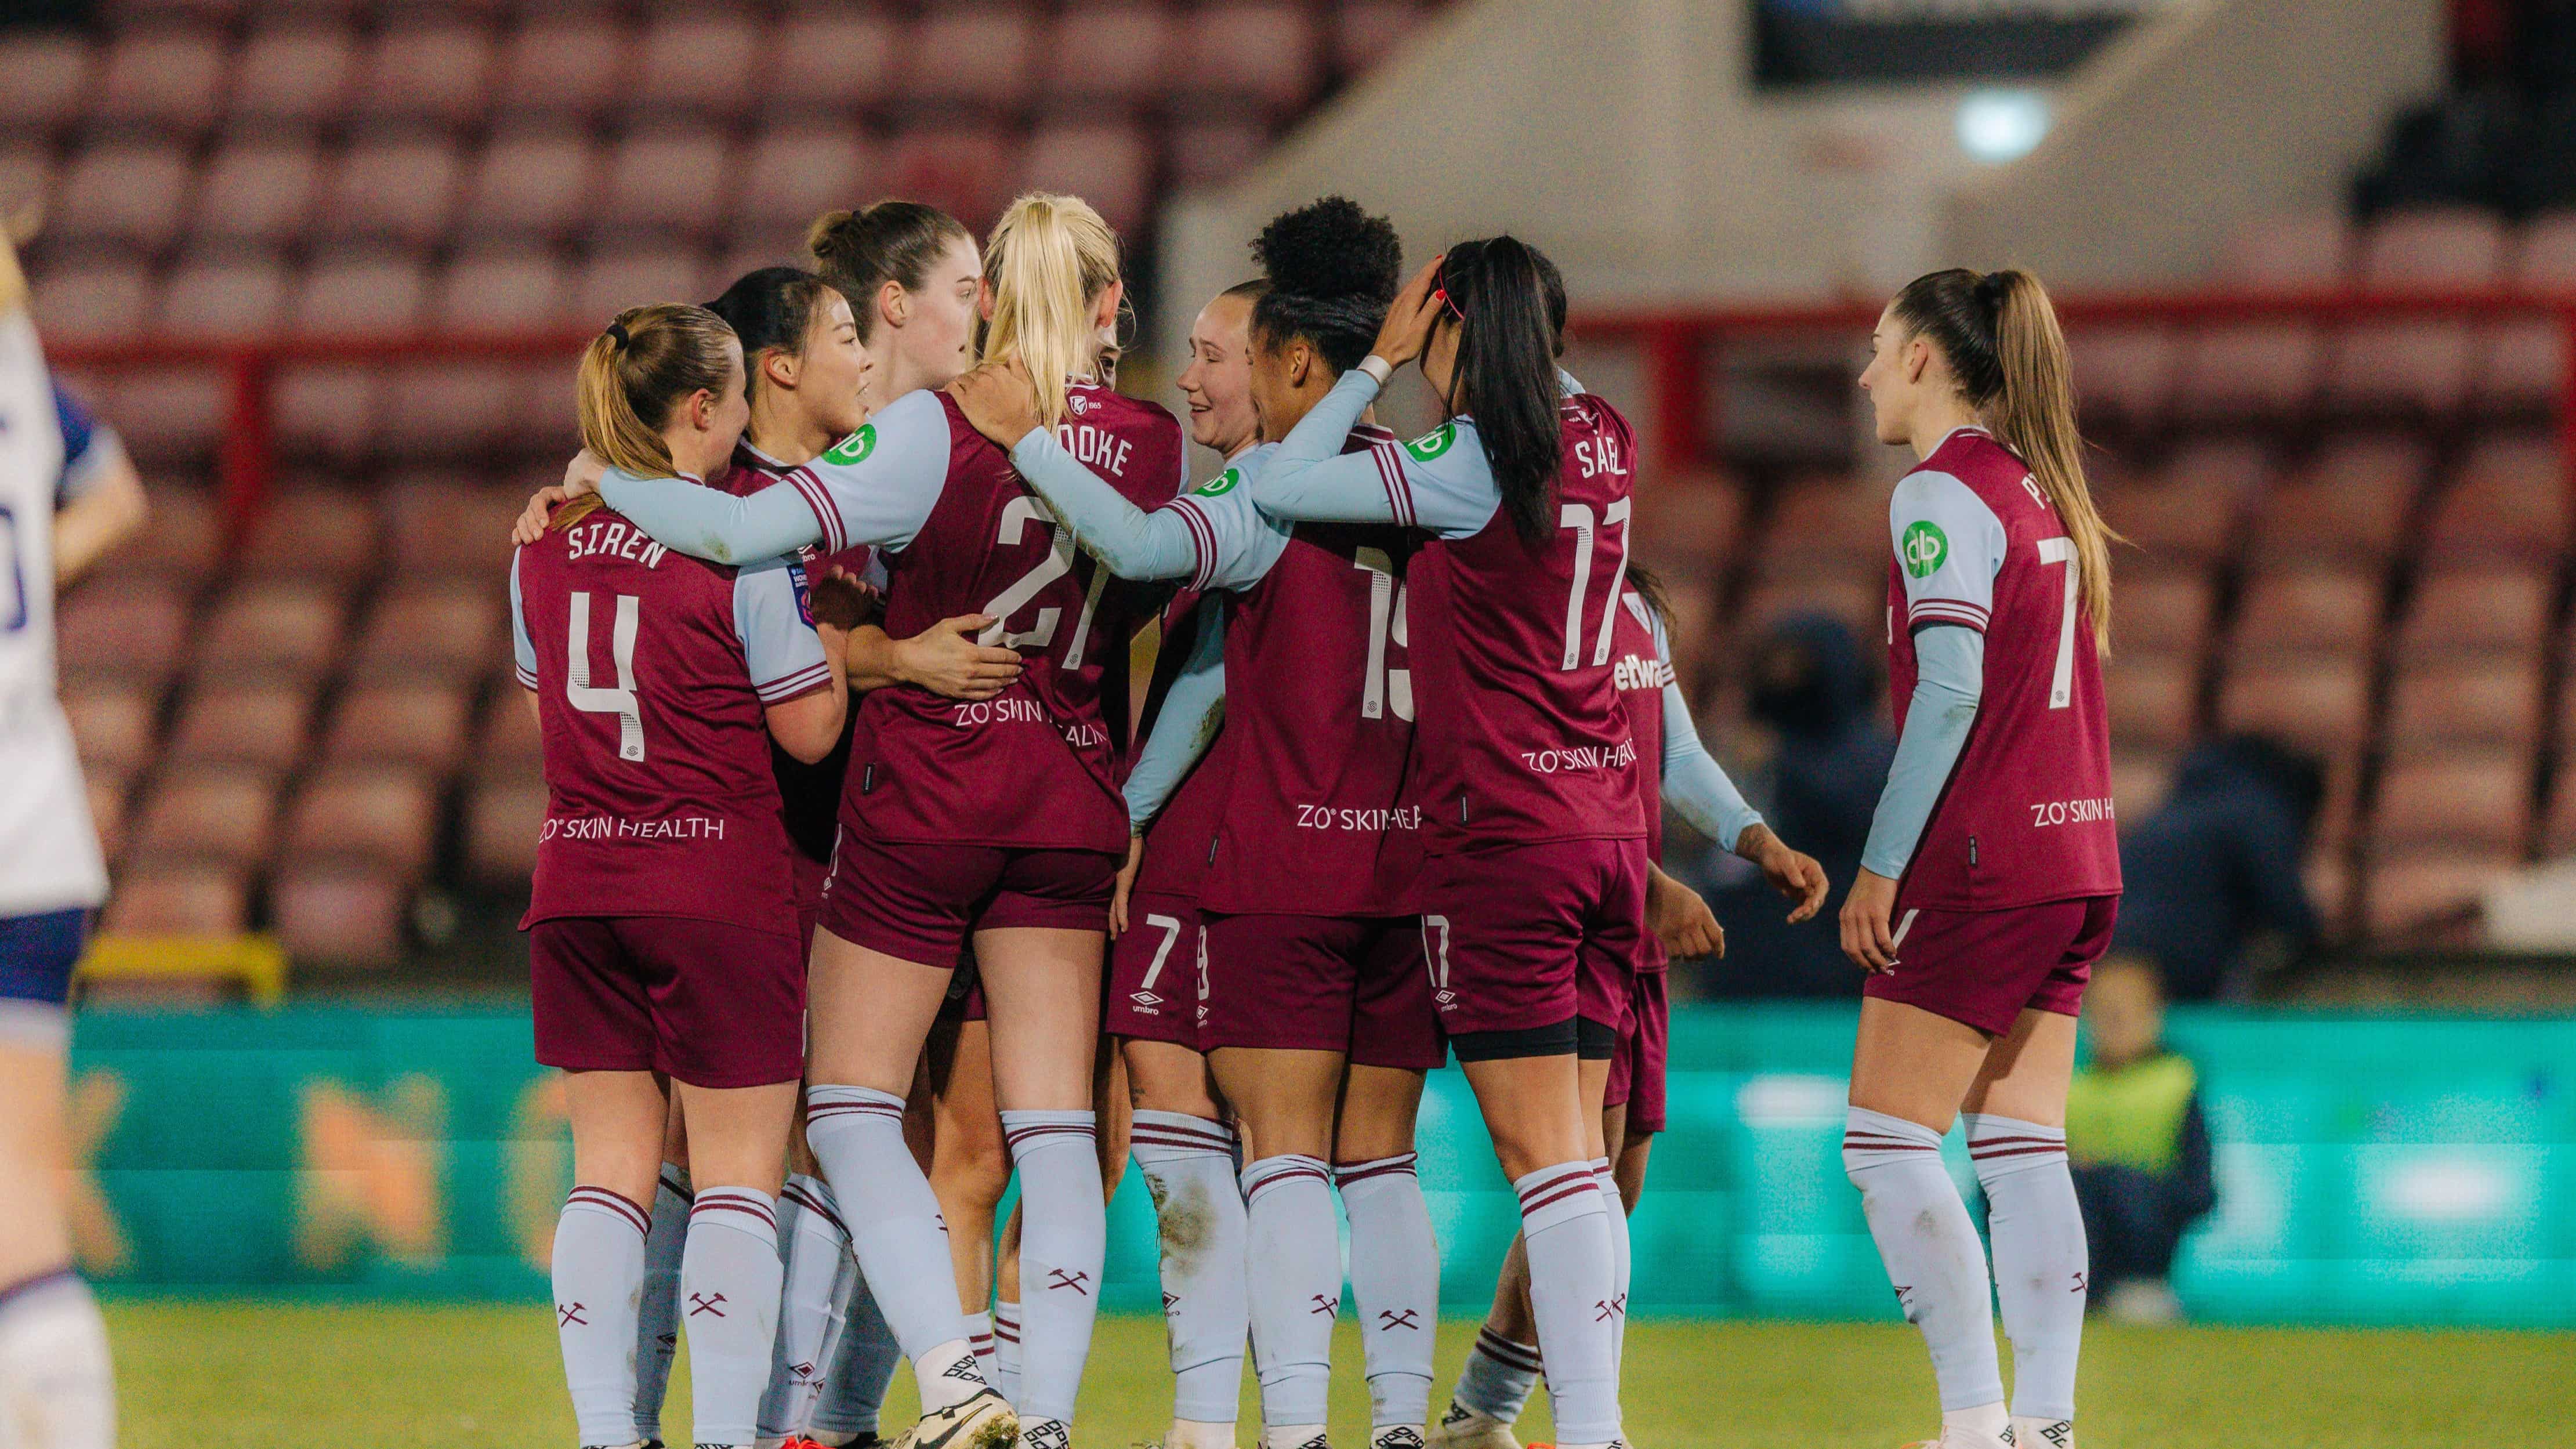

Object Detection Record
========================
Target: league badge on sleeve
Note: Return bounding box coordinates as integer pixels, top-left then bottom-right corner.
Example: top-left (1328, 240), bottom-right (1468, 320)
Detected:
top-left (787, 562), bottom-right (816, 626)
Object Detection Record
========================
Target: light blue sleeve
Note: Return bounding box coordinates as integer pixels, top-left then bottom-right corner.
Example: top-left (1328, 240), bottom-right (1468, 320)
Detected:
top-left (1648, 610), bottom-right (1763, 851)
top-left (1124, 602), bottom-right (1228, 830)
top-left (733, 559), bottom-right (833, 704)
top-left (509, 549), bottom-right (538, 690)
top-left (595, 471), bottom-right (824, 566)
top-left (1003, 424), bottom-right (1199, 581)
top-left (1889, 470), bottom-right (2006, 634)
top-left (1247, 370), bottom-right (1501, 537)
top-left (778, 387), bottom-right (955, 554)
top-left (1860, 624), bottom-right (1985, 879)
top-left (1167, 444), bottom-right (1290, 593)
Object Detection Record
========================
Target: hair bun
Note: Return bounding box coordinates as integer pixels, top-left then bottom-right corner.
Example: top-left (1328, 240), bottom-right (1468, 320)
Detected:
top-left (604, 320), bottom-right (631, 347)
top-left (1253, 195), bottom-right (1403, 303)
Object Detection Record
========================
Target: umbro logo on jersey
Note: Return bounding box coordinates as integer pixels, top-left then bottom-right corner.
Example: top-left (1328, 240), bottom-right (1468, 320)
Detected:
top-left (823, 425), bottom-right (876, 466)
top-left (1900, 520), bottom-right (1948, 578)
top-left (1405, 422), bottom-right (1457, 462)
top-left (1129, 990), bottom-right (1162, 1010)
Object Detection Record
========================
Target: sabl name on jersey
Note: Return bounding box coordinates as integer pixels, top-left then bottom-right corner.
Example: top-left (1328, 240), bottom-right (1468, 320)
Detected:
top-left (563, 519), bottom-right (671, 568)
top-left (1613, 653), bottom-right (1673, 692)
top-left (1573, 430), bottom-right (1626, 479)
top-left (1052, 421), bottom-right (1134, 477)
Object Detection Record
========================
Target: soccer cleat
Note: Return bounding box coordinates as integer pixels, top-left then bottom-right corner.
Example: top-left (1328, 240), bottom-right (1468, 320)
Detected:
top-left (1426, 1404), bottom-right (1521, 1449)
top-left (1372, 1430), bottom-right (1428, 1449)
top-left (891, 1389), bottom-right (1019, 1449)
top-left (1899, 1427), bottom-right (2016, 1449)
top-left (2009, 1420), bottom-right (2070, 1449)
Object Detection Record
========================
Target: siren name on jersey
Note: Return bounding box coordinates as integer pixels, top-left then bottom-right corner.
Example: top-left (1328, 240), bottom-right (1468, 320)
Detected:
top-left (0, 311), bottom-right (119, 917)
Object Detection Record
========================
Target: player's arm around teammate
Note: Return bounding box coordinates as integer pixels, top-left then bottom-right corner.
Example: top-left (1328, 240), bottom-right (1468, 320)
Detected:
top-left (1838, 270), bottom-right (2122, 1449)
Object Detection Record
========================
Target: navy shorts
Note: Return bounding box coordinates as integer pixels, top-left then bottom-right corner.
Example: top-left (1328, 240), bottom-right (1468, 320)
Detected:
top-left (0, 910), bottom-right (89, 1009)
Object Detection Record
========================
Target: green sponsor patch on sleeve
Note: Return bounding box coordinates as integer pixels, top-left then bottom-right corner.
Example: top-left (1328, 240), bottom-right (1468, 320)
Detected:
top-left (1900, 519), bottom-right (1949, 578)
top-left (1194, 467), bottom-right (1241, 498)
top-left (822, 425), bottom-right (876, 466)
top-left (1403, 422), bottom-right (1457, 462)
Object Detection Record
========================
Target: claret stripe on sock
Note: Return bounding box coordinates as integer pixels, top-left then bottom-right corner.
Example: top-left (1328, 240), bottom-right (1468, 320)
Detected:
top-left (1475, 1327), bottom-right (1544, 1374)
top-left (1969, 1142), bottom-right (2069, 1161)
top-left (1332, 1153), bottom-right (1419, 1186)
top-left (1004, 1122), bottom-right (1099, 1150)
top-left (1132, 1121), bottom-right (1236, 1151)
top-left (691, 1193), bottom-right (777, 1231)
top-left (1843, 1132), bottom-right (1939, 1151)
top-left (1515, 1167), bottom-right (1599, 1214)
top-left (781, 1182), bottom-right (849, 1236)
top-left (567, 1186), bottom-right (652, 1236)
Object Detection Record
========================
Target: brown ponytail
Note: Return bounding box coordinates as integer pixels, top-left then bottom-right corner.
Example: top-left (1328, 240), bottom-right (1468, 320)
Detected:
top-left (560, 303), bottom-right (737, 530)
top-left (807, 200), bottom-right (974, 345)
top-left (1892, 266), bottom-right (2119, 653)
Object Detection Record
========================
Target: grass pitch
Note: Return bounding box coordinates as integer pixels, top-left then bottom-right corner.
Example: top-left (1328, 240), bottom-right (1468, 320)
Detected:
top-left (106, 1301), bottom-right (2568, 1448)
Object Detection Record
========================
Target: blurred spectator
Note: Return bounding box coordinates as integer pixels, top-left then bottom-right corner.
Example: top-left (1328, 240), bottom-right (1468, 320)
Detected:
top-left (2065, 956), bottom-right (2216, 1324)
top-left (2113, 734), bottom-right (2324, 1001)
top-left (1700, 613), bottom-right (1892, 998)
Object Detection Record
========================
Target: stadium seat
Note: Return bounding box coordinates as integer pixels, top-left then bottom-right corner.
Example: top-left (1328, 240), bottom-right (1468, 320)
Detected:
top-left (291, 252), bottom-right (430, 335)
top-left (323, 680), bottom-right (472, 773)
top-left (629, 13), bottom-right (764, 119)
top-left (1761, 479), bottom-right (1889, 566)
top-left (1045, 3), bottom-right (1175, 103)
top-left (1735, 575), bottom-right (1881, 645)
top-left (735, 128), bottom-right (876, 236)
top-left (88, 25), bottom-right (230, 134)
top-left (461, 130), bottom-right (599, 241)
top-left (1631, 469), bottom-right (1742, 575)
top-left (165, 681), bottom-right (311, 769)
top-left (2173, 324), bottom-right (2323, 421)
top-left (1336, 0), bottom-right (1436, 75)
top-left (766, 11), bottom-right (897, 114)
top-left (270, 864), bottom-right (409, 968)
top-left (906, 7), bottom-right (1037, 110)
top-left (0, 146), bottom-right (45, 230)
top-left (131, 765), bottom-right (281, 865)
top-left (350, 23), bottom-right (495, 127)
top-left (317, 137), bottom-right (465, 250)
top-left (100, 373), bottom-right (229, 462)
top-left (103, 483), bottom-right (219, 580)
top-left (2361, 845), bottom-right (2519, 939)
top-left (2106, 441), bottom-right (2264, 564)
top-left (2230, 570), bottom-right (2383, 657)
top-left (63, 680), bottom-right (161, 774)
top-left (99, 860), bottom-right (251, 936)
top-left (2394, 566), bottom-right (2553, 660)
top-left (198, 581), bottom-right (346, 679)
top-left (2105, 652), bottom-right (2199, 751)
top-left (2219, 212), bottom-right (2353, 286)
top-left (494, 16), bottom-right (629, 119)
top-left (2475, 316), bottom-right (2563, 412)
top-left (2114, 568), bottom-right (2214, 660)
top-left (2425, 436), bottom-right (2564, 559)
top-left (885, 126), bottom-right (1023, 231)
top-left (272, 368), bottom-right (381, 461)
top-left (2385, 658), bottom-right (2545, 749)
top-left (575, 247), bottom-right (708, 325)
top-left (157, 252), bottom-right (293, 338)
top-left (2218, 656), bottom-right (2372, 758)
top-left (0, 32), bottom-right (92, 132)
top-left (28, 256), bottom-right (154, 342)
top-left (193, 140), bottom-right (323, 245)
top-left (595, 131), bottom-right (734, 240)
top-left (50, 142), bottom-right (194, 250)
top-left (2067, 326), bottom-right (2171, 431)
top-left (353, 578), bottom-right (505, 677)
top-left (1176, 3), bottom-right (1321, 112)
top-left (463, 774), bottom-right (546, 885)
top-left (230, 27), bottom-right (356, 125)
top-left (2371, 750), bottom-right (2534, 852)
top-left (2357, 207), bottom-right (2509, 285)
top-left (282, 766), bottom-right (438, 877)
top-left (2248, 436), bottom-right (2426, 565)
top-left (56, 578), bottom-right (191, 686)
top-left (1023, 122), bottom-right (1155, 236)
top-left (1164, 119), bottom-right (1274, 190)
top-left (433, 244), bottom-right (570, 329)
top-left (239, 488), bottom-right (379, 580)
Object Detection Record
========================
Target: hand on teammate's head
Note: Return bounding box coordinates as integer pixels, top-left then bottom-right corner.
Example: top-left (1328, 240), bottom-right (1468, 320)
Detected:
top-left (1368, 256), bottom-right (1448, 371)
top-left (948, 357), bottom-right (1042, 450)
top-left (510, 486), bottom-right (571, 546)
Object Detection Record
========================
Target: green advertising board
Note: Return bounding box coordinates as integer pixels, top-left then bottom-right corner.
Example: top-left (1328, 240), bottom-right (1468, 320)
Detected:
top-left (64, 1004), bottom-right (2576, 1325)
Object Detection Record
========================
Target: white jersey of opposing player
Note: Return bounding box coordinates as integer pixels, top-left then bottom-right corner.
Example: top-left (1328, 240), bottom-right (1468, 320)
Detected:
top-left (0, 309), bottom-right (108, 917)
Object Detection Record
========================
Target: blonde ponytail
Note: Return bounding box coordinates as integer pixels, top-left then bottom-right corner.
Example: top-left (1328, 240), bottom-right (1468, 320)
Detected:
top-left (0, 230), bottom-right (25, 314)
top-left (1987, 270), bottom-right (2117, 654)
top-left (1892, 266), bottom-right (2120, 654)
top-left (976, 192), bottom-right (1122, 428)
top-left (563, 303), bottom-right (738, 531)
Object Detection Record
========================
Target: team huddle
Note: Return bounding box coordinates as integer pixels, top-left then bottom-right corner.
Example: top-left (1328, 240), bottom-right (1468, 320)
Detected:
top-left (501, 190), bottom-right (2120, 1449)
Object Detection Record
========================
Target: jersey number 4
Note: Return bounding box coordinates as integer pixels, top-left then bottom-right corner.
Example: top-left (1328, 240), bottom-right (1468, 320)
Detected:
top-left (567, 591), bottom-right (646, 761)
top-left (982, 496), bottom-right (1108, 668)
top-left (1558, 499), bottom-right (1632, 670)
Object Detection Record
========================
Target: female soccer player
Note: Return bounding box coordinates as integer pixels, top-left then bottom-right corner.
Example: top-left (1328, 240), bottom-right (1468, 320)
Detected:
top-left (1432, 568), bottom-right (1828, 1448)
top-left (514, 304), bottom-right (849, 1449)
top-left (0, 230), bottom-right (145, 1449)
top-left (1839, 268), bottom-right (2121, 1449)
top-left (561, 193), bottom-right (1183, 1449)
top-left (952, 196), bottom-right (1440, 1449)
top-left (1243, 239), bottom-right (1639, 1449)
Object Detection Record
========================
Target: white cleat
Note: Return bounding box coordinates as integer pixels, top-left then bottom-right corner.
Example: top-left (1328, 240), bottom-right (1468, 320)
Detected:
top-left (892, 1389), bottom-right (1019, 1449)
top-left (1899, 1428), bottom-right (2015, 1449)
top-left (2009, 1419), bottom-right (2071, 1449)
top-left (1371, 1429), bottom-right (1428, 1449)
top-left (1425, 1404), bottom-right (1520, 1449)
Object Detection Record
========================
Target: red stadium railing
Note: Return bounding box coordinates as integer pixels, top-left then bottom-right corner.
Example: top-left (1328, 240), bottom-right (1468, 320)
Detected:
top-left (47, 290), bottom-right (2576, 538)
